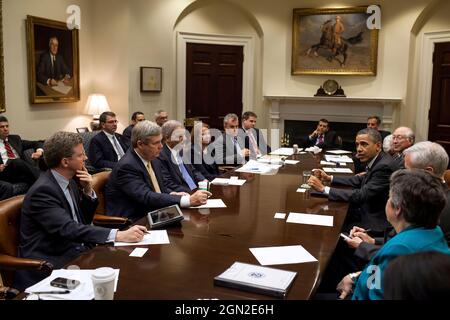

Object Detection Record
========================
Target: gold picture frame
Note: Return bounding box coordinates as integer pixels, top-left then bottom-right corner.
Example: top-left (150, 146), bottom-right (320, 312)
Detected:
top-left (26, 15), bottom-right (80, 104)
top-left (0, 0), bottom-right (5, 113)
top-left (292, 6), bottom-right (379, 76)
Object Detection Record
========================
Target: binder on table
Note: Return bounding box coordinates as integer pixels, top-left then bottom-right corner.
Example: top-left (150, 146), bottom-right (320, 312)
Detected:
top-left (214, 262), bottom-right (297, 299)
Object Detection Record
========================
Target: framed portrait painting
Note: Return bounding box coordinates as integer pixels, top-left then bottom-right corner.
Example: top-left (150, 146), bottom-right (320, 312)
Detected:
top-left (140, 67), bottom-right (162, 92)
top-left (292, 6), bottom-right (379, 76)
top-left (26, 15), bottom-right (80, 104)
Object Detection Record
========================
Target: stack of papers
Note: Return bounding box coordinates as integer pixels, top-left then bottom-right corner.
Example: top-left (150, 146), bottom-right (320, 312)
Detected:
top-left (236, 160), bottom-right (281, 174)
top-left (324, 155), bottom-right (354, 163)
top-left (249, 245), bottom-right (318, 266)
top-left (25, 269), bottom-right (120, 300)
top-left (305, 146), bottom-right (322, 154)
top-left (323, 167), bottom-right (353, 174)
top-left (270, 148), bottom-right (297, 156)
top-left (326, 150), bottom-right (352, 155)
top-left (214, 262), bottom-right (297, 298)
top-left (115, 230), bottom-right (170, 247)
top-left (211, 178), bottom-right (246, 186)
top-left (286, 213), bottom-right (334, 227)
top-left (190, 199), bottom-right (227, 209)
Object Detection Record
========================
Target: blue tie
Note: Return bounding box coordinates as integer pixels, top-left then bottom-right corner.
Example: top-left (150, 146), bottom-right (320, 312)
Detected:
top-left (177, 154), bottom-right (197, 190)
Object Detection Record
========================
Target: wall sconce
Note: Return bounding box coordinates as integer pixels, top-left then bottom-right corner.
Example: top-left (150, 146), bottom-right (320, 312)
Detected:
top-left (85, 94), bottom-right (110, 131)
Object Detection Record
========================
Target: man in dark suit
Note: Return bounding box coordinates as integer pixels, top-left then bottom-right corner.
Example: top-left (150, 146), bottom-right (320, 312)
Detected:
top-left (391, 126), bottom-right (415, 170)
top-left (308, 128), bottom-right (396, 233)
top-left (154, 120), bottom-right (206, 193)
top-left (0, 116), bottom-right (42, 187)
top-left (305, 119), bottom-right (338, 150)
top-left (123, 111), bottom-right (145, 140)
top-left (208, 113), bottom-right (249, 167)
top-left (36, 36), bottom-right (71, 87)
top-left (88, 111), bottom-right (130, 170)
top-left (366, 116), bottom-right (390, 141)
top-left (15, 132), bottom-right (147, 290)
top-left (241, 111), bottom-right (271, 159)
top-left (105, 121), bottom-right (210, 221)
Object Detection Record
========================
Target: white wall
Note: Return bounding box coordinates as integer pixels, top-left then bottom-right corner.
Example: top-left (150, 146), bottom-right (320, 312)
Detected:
top-left (3, 0), bottom-right (94, 139)
top-left (3, 0), bottom-right (443, 138)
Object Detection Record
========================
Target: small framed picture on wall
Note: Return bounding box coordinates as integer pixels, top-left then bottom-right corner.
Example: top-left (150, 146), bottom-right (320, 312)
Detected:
top-left (140, 67), bottom-right (162, 92)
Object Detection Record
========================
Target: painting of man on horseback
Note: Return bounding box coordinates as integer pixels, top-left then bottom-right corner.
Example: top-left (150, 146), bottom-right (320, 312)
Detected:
top-left (292, 7), bottom-right (379, 75)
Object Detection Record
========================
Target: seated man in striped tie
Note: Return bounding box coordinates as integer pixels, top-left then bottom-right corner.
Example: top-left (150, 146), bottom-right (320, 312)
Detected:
top-left (154, 120), bottom-right (208, 193)
top-left (304, 119), bottom-right (338, 150)
top-left (88, 111), bottom-right (130, 170)
top-left (240, 111), bottom-right (271, 160)
top-left (105, 121), bottom-right (210, 221)
top-left (0, 116), bottom-right (43, 196)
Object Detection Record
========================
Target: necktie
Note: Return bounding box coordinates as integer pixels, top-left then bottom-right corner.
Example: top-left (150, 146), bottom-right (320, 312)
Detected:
top-left (316, 134), bottom-right (324, 146)
top-left (67, 186), bottom-right (80, 223)
top-left (112, 136), bottom-right (125, 159)
top-left (248, 132), bottom-right (260, 156)
top-left (177, 154), bottom-right (197, 191)
top-left (146, 162), bottom-right (161, 193)
top-left (3, 140), bottom-right (16, 159)
top-left (51, 55), bottom-right (55, 78)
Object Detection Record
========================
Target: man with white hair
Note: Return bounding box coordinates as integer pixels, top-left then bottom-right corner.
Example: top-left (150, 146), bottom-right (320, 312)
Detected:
top-left (154, 110), bottom-right (169, 127)
top-left (105, 121), bottom-right (210, 221)
top-left (155, 120), bottom-right (206, 193)
top-left (391, 126), bottom-right (415, 169)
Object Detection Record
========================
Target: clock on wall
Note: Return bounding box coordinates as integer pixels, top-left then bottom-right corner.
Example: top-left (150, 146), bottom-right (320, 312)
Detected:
top-left (315, 80), bottom-right (346, 97)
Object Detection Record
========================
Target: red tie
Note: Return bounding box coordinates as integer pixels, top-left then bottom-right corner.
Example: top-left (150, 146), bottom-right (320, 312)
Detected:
top-left (3, 140), bottom-right (16, 159)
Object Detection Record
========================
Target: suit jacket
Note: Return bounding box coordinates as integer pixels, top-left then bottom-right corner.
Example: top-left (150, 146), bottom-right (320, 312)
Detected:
top-left (190, 145), bottom-right (219, 181)
top-left (208, 133), bottom-right (245, 167)
top-left (329, 152), bottom-right (396, 232)
top-left (154, 144), bottom-right (205, 193)
top-left (88, 131), bottom-right (130, 169)
top-left (122, 125), bottom-right (134, 140)
top-left (105, 149), bottom-right (182, 221)
top-left (16, 170), bottom-right (109, 289)
top-left (36, 52), bottom-right (71, 85)
top-left (241, 128), bottom-right (271, 158)
top-left (0, 135), bottom-right (43, 165)
top-left (305, 130), bottom-right (337, 149)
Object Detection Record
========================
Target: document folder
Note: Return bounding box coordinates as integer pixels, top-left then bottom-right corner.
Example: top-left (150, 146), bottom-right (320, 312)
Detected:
top-left (214, 262), bottom-right (297, 299)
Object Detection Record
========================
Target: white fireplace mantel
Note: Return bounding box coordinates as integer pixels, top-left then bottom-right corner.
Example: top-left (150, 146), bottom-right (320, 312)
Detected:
top-left (265, 95), bottom-right (402, 134)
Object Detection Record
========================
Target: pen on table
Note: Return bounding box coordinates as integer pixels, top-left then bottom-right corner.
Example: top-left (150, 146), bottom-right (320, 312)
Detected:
top-left (30, 290), bottom-right (70, 295)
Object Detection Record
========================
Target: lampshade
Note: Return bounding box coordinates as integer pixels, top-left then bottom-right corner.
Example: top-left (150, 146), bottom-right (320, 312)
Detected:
top-left (85, 94), bottom-right (110, 119)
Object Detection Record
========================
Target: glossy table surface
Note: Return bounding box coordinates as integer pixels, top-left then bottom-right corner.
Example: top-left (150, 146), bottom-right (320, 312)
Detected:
top-left (69, 152), bottom-right (350, 300)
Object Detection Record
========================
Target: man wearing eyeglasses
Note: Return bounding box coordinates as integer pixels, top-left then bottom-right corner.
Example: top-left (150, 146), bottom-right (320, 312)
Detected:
top-left (88, 111), bottom-right (130, 169)
top-left (391, 127), bottom-right (415, 169)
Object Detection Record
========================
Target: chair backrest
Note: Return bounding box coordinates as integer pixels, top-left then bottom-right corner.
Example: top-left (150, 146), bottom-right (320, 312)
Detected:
top-left (92, 171), bottom-right (111, 215)
top-left (79, 131), bottom-right (99, 167)
top-left (0, 196), bottom-right (25, 286)
top-left (444, 170), bottom-right (450, 188)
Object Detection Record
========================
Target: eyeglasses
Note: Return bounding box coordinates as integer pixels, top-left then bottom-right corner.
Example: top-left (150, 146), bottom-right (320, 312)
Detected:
top-left (392, 135), bottom-right (407, 141)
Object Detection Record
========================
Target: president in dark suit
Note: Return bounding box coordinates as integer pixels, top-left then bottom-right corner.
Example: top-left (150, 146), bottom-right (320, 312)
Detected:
top-left (304, 119), bottom-right (338, 150)
top-left (105, 121), bottom-right (210, 222)
top-left (0, 116), bottom-right (42, 187)
top-left (241, 111), bottom-right (271, 159)
top-left (308, 128), bottom-right (396, 233)
top-left (154, 120), bottom-right (206, 193)
top-left (36, 37), bottom-right (71, 87)
top-left (15, 132), bottom-right (147, 290)
top-left (88, 111), bottom-right (130, 170)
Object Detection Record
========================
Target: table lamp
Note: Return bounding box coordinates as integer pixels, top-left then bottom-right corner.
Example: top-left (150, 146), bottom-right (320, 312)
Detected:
top-left (85, 94), bottom-right (110, 131)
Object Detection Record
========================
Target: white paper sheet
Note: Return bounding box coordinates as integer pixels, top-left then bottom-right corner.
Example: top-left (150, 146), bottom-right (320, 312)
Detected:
top-left (284, 160), bottom-right (300, 165)
top-left (320, 161), bottom-right (336, 166)
top-left (25, 269), bottom-right (120, 300)
top-left (326, 150), bottom-right (352, 155)
top-left (324, 155), bottom-right (354, 163)
top-left (114, 230), bottom-right (170, 247)
top-left (274, 213), bottom-right (286, 220)
top-left (235, 160), bottom-right (280, 174)
top-left (270, 148), bottom-right (295, 156)
top-left (190, 199), bottom-right (227, 209)
top-left (323, 167), bottom-right (353, 174)
top-left (129, 248), bottom-right (148, 257)
top-left (296, 188), bottom-right (307, 193)
top-left (250, 245), bottom-right (317, 266)
top-left (211, 178), bottom-right (246, 186)
top-left (286, 212), bottom-right (334, 227)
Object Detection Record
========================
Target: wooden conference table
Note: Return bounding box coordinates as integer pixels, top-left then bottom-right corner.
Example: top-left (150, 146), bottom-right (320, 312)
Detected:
top-left (69, 152), bottom-right (350, 300)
